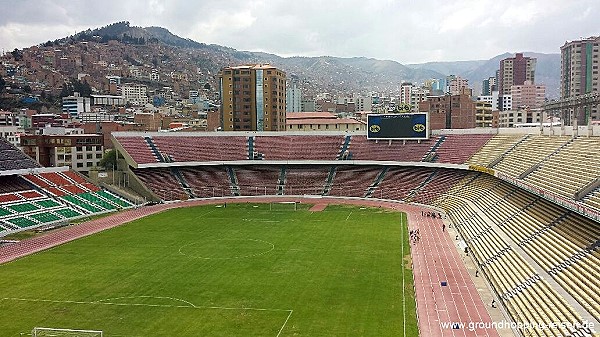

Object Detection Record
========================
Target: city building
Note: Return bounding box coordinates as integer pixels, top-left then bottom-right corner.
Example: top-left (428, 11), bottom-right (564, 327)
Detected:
top-left (400, 83), bottom-right (429, 111)
top-left (447, 76), bottom-right (470, 96)
top-left (286, 81), bottom-right (302, 112)
top-left (219, 64), bottom-right (286, 131)
top-left (419, 93), bottom-right (476, 130)
top-left (560, 36), bottom-right (600, 121)
top-left (20, 134), bottom-right (104, 171)
top-left (0, 125), bottom-right (22, 148)
top-left (121, 83), bottom-right (149, 105)
top-left (62, 92), bottom-right (91, 117)
top-left (482, 77), bottom-right (497, 96)
top-left (499, 53), bottom-right (536, 97)
top-left (353, 94), bottom-right (372, 112)
top-left (91, 94), bottom-right (126, 106)
top-left (511, 81), bottom-right (546, 109)
top-left (301, 99), bottom-right (316, 112)
top-left (285, 112), bottom-right (365, 131)
top-left (498, 107), bottom-right (546, 127)
top-left (475, 101), bottom-right (494, 128)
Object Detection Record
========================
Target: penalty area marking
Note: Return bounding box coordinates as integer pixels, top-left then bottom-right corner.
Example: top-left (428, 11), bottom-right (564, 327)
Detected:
top-left (178, 238), bottom-right (275, 260)
top-left (2, 296), bottom-right (293, 337)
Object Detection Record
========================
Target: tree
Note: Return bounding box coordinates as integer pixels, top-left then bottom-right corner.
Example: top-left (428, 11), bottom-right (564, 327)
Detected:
top-left (99, 149), bottom-right (117, 169)
top-left (10, 48), bottom-right (23, 61)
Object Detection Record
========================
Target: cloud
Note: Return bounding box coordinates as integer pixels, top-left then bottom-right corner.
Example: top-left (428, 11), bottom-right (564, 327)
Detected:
top-left (0, 0), bottom-right (598, 63)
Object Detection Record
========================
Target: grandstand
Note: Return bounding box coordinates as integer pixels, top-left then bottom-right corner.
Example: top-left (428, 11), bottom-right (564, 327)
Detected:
top-left (0, 138), bottom-right (135, 237)
top-left (110, 129), bottom-right (600, 337)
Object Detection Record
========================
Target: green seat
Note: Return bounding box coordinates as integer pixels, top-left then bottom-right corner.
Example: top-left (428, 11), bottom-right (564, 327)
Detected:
top-left (61, 195), bottom-right (103, 213)
top-left (7, 217), bottom-right (37, 228)
top-left (78, 193), bottom-right (116, 210)
top-left (55, 208), bottom-right (83, 219)
top-left (96, 191), bottom-right (132, 207)
top-left (36, 199), bottom-right (61, 208)
top-left (8, 203), bottom-right (39, 213)
top-left (30, 212), bottom-right (61, 223)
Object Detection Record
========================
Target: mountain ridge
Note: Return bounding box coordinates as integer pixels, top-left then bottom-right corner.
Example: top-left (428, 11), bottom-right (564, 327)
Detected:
top-left (47, 21), bottom-right (561, 98)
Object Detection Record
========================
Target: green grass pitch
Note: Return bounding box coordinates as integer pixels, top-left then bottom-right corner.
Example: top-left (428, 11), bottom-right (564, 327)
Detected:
top-left (0, 203), bottom-right (417, 336)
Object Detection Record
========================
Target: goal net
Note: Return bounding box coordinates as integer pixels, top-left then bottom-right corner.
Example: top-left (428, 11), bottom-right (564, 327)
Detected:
top-left (32, 327), bottom-right (103, 337)
top-left (269, 201), bottom-right (298, 211)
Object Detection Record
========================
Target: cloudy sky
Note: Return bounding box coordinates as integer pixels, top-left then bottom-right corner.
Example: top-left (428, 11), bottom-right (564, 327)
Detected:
top-left (0, 0), bottom-right (598, 64)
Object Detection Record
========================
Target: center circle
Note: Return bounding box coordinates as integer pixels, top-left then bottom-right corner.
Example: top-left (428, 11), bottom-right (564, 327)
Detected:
top-left (178, 239), bottom-right (275, 260)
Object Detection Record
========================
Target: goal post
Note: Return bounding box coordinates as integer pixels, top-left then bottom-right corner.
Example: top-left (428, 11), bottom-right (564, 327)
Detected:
top-left (269, 201), bottom-right (298, 211)
top-left (32, 327), bottom-right (103, 337)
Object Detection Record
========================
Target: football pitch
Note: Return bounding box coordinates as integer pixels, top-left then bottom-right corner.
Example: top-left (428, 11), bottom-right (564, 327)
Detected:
top-left (0, 203), bottom-right (417, 336)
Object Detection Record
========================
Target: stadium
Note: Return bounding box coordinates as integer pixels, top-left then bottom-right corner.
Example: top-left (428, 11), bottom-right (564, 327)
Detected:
top-left (0, 124), bottom-right (599, 337)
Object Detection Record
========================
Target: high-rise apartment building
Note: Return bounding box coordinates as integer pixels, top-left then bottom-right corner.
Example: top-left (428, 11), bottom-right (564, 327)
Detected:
top-left (561, 36), bottom-right (600, 98)
top-left (219, 65), bottom-right (286, 131)
top-left (482, 77), bottom-right (497, 96)
top-left (511, 81), bottom-right (546, 109)
top-left (560, 36), bottom-right (600, 121)
top-left (286, 81), bottom-right (302, 113)
top-left (400, 83), bottom-right (430, 112)
top-left (499, 53), bottom-right (536, 96)
top-left (447, 76), bottom-right (469, 96)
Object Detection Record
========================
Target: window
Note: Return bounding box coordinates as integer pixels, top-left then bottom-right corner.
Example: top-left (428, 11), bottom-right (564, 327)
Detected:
top-left (77, 154), bottom-right (83, 159)
top-left (77, 162), bottom-right (83, 168)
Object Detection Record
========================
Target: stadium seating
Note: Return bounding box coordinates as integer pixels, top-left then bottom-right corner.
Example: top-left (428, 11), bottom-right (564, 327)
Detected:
top-left (327, 166), bottom-right (382, 197)
top-left (254, 135), bottom-right (345, 160)
top-left (432, 134), bottom-right (493, 164)
top-left (180, 166), bottom-right (233, 198)
top-left (114, 136), bottom-right (159, 164)
top-left (523, 137), bottom-right (600, 199)
top-left (234, 166), bottom-right (280, 196)
top-left (0, 170), bottom-right (133, 234)
top-left (373, 166), bottom-right (434, 200)
top-left (466, 134), bottom-right (525, 167)
top-left (408, 169), bottom-right (470, 204)
top-left (584, 189), bottom-right (600, 210)
top-left (151, 136), bottom-right (248, 162)
top-left (492, 135), bottom-right (572, 177)
top-left (436, 178), bottom-right (586, 336)
top-left (0, 175), bottom-right (34, 193)
top-left (346, 135), bottom-right (438, 161)
top-left (438, 174), bottom-right (600, 325)
top-left (283, 166), bottom-right (330, 195)
top-left (134, 168), bottom-right (187, 200)
top-left (0, 137), bottom-right (40, 171)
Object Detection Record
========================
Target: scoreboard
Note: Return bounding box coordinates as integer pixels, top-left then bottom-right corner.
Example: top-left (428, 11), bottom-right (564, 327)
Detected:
top-left (367, 113), bottom-right (429, 140)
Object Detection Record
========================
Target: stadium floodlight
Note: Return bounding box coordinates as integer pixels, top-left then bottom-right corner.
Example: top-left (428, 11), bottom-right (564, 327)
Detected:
top-left (32, 327), bottom-right (103, 337)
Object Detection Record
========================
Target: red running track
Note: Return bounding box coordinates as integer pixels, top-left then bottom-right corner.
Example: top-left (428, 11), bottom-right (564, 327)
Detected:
top-left (408, 209), bottom-right (500, 337)
top-left (0, 197), bottom-right (500, 336)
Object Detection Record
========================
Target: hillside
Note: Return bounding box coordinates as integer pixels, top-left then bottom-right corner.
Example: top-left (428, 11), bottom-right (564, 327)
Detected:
top-left (29, 22), bottom-right (560, 99)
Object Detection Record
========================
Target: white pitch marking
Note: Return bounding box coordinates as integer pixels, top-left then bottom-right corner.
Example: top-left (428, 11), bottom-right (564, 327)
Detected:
top-left (276, 310), bottom-right (293, 337)
top-left (2, 297), bottom-right (292, 312)
top-left (178, 239), bottom-right (275, 260)
top-left (345, 211), bottom-right (353, 221)
top-left (95, 295), bottom-right (197, 308)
